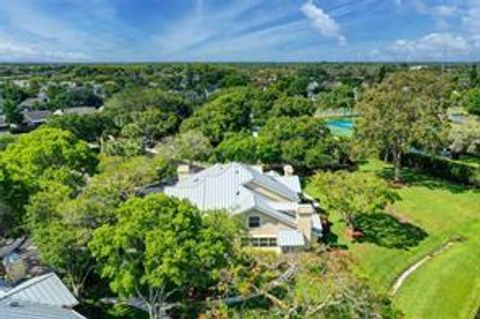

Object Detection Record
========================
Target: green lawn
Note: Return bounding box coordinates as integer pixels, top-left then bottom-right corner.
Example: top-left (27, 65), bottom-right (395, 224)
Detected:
top-left (306, 160), bottom-right (480, 319)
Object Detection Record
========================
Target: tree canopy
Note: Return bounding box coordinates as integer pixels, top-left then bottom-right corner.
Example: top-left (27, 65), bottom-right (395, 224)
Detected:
top-left (180, 87), bottom-right (254, 145)
top-left (355, 71), bottom-right (451, 180)
top-left (462, 88), bottom-right (480, 116)
top-left (89, 194), bottom-right (242, 319)
top-left (0, 127), bottom-right (97, 233)
top-left (310, 171), bottom-right (398, 229)
top-left (27, 155), bottom-right (175, 297)
top-left (256, 116), bottom-right (340, 170)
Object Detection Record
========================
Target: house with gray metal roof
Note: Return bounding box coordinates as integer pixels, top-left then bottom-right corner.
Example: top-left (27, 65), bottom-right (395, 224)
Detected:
top-left (0, 272), bottom-right (86, 319)
top-left (165, 163), bottom-right (322, 252)
top-left (22, 110), bottom-right (52, 127)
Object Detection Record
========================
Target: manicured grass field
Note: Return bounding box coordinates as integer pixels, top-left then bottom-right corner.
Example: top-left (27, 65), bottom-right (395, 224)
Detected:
top-left (306, 160), bottom-right (480, 319)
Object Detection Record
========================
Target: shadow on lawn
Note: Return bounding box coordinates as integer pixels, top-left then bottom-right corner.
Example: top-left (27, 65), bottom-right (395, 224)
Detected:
top-left (377, 167), bottom-right (474, 194)
top-left (353, 213), bottom-right (428, 250)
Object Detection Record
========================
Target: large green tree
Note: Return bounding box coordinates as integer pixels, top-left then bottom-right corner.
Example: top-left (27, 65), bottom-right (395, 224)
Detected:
top-left (256, 116), bottom-right (339, 170)
top-left (310, 171), bottom-right (398, 229)
top-left (270, 96), bottom-right (315, 118)
top-left (89, 194), bottom-right (241, 319)
top-left (462, 88), bottom-right (480, 116)
top-left (180, 88), bottom-right (254, 145)
top-left (0, 127), bottom-right (97, 233)
top-left (355, 71), bottom-right (451, 181)
top-left (1, 83), bottom-right (30, 125)
top-left (105, 88), bottom-right (191, 144)
top-left (27, 155), bottom-right (175, 297)
top-left (155, 130), bottom-right (212, 163)
top-left (47, 113), bottom-right (116, 142)
top-left (211, 132), bottom-right (257, 163)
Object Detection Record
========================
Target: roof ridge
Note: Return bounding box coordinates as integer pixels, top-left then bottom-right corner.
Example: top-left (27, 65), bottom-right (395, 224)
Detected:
top-left (175, 163), bottom-right (246, 189)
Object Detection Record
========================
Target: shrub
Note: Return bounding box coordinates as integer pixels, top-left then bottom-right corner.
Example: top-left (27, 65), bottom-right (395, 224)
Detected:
top-left (402, 152), bottom-right (480, 187)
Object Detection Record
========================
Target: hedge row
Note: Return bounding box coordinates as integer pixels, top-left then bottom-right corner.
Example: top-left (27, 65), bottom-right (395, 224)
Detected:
top-left (402, 152), bottom-right (480, 187)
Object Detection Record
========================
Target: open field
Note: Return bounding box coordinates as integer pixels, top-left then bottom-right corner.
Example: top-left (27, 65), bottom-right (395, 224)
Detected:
top-left (306, 160), bottom-right (480, 319)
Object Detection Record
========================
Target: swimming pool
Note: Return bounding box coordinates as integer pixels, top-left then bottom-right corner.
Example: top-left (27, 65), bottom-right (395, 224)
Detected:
top-left (325, 118), bottom-right (354, 136)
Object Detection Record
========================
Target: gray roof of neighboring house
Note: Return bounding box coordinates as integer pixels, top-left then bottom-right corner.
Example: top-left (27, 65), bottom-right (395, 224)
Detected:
top-left (164, 163), bottom-right (301, 225)
top-left (22, 110), bottom-right (52, 123)
top-left (0, 299), bottom-right (86, 319)
top-left (277, 229), bottom-right (305, 247)
top-left (18, 98), bottom-right (46, 108)
top-left (63, 107), bottom-right (97, 116)
top-left (0, 273), bottom-right (78, 308)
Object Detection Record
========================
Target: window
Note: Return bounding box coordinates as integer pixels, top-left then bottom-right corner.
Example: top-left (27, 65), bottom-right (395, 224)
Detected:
top-left (243, 237), bottom-right (277, 247)
top-left (248, 216), bottom-right (261, 228)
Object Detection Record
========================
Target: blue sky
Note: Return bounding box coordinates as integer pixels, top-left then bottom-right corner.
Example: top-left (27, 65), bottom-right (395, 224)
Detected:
top-left (0, 0), bottom-right (478, 62)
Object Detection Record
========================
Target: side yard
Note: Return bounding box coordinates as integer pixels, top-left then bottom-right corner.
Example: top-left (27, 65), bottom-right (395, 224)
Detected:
top-left (306, 160), bottom-right (480, 319)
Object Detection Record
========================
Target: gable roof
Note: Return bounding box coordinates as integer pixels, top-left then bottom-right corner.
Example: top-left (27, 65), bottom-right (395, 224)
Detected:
top-left (0, 273), bottom-right (78, 308)
top-left (164, 163), bottom-right (301, 227)
top-left (22, 110), bottom-right (52, 123)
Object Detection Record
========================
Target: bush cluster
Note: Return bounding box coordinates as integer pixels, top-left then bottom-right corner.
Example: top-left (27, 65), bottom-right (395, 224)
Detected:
top-left (402, 152), bottom-right (480, 187)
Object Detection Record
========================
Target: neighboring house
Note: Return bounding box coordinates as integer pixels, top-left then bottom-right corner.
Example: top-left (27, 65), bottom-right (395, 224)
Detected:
top-left (0, 273), bottom-right (86, 319)
top-left (11, 80), bottom-right (30, 88)
top-left (18, 97), bottom-right (48, 110)
top-left (22, 110), bottom-right (52, 126)
top-left (165, 163), bottom-right (322, 253)
top-left (53, 106), bottom-right (97, 116)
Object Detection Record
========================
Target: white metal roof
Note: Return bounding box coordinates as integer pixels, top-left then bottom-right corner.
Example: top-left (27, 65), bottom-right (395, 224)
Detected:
top-left (0, 299), bottom-right (86, 319)
top-left (0, 273), bottom-right (78, 308)
top-left (273, 176), bottom-right (302, 194)
top-left (277, 229), bottom-right (305, 247)
top-left (165, 163), bottom-right (301, 216)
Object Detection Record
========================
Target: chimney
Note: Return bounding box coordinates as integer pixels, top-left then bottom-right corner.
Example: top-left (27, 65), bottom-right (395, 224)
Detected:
top-left (296, 204), bottom-right (313, 247)
top-left (177, 164), bottom-right (191, 182)
top-left (283, 164), bottom-right (294, 176)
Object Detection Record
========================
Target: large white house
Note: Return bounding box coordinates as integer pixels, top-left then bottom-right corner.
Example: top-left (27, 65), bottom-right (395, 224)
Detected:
top-left (165, 163), bottom-right (322, 252)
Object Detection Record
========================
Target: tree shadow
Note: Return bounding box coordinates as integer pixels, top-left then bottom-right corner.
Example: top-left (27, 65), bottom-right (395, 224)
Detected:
top-left (377, 167), bottom-right (475, 194)
top-left (320, 219), bottom-right (349, 250)
top-left (353, 213), bottom-right (428, 250)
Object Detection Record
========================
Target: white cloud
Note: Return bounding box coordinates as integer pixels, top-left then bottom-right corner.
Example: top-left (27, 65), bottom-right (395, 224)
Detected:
top-left (0, 33), bottom-right (89, 61)
top-left (434, 5), bottom-right (457, 17)
top-left (462, 0), bottom-right (480, 34)
top-left (391, 33), bottom-right (470, 60)
top-left (301, 0), bottom-right (346, 45)
top-left (412, 1), bottom-right (457, 17)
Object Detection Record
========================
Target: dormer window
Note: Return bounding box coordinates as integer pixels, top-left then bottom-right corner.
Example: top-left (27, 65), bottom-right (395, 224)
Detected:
top-left (248, 216), bottom-right (261, 228)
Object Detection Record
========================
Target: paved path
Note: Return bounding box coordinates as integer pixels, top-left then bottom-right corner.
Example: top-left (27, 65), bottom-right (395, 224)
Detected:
top-left (390, 241), bottom-right (455, 296)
